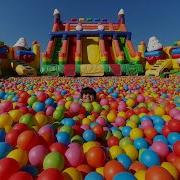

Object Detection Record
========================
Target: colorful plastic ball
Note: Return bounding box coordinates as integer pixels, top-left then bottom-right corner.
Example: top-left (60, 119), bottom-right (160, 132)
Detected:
top-left (19, 114), bottom-right (34, 128)
top-left (83, 130), bottom-right (96, 142)
top-left (134, 170), bottom-right (146, 180)
top-left (86, 147), bottom-right (106, 168)
top-left (83, 141), bottom-right (100, 153)
top-left (100, 98), bottom-right (108, 106)
top-left (9, 171), bottom-right (33, 180)
top-left (37, 168), bottom-right (64, 180)
top-left (145, 166), bottom-right (173, 180)
top-left (92, 125), bottom-right (104, 137)
top-left (126, 98), bottom-right (135, 108)
top-left (141, 120), bottom-right (153, 129)
top-left (161, 162), bottom-right (179, 180)
top-left (35, 112), bottom-right (48, 127)
top-left (82, 102), bottom-right (93, 112)
top-left (104, 160), bottom-right (125, 180)
top-left (154, 106), bottom-right (165, 116)
top-left (151, 141), bottom-right (169, 157)
top-left (117, 154), bottom-right (132, 169)
top-left (85, 172), bottom-right (103, 180)
top-left (130, 128), bottom-right (144, 140)
top-left (0, 129), bottom-right (6, 141)
top-left (144, 127), bottom-right (157, 140)
top-left (0, 113), bottom-right (13, 128)
top-left (21, 165), bottom-right (39, 176)
top-left (63, 118), bottom-right (75, 126)
top-left (70, 102), bottom-right (81, 113)
top-left (46, 106), bottom-right (55, 116)
top-left (5, 129), bottom-right (21, 147)
top-left (43, 152), bottom-right (64, 170)
top-left (114, 172), bottom-right (136, 180)
top-left (126, 120), bottom-right (137, 128)
top-left (65, 143), bottom-right (84, 167)
top-left (168, 119), bottom-right (180, 132)
top-left (45, 98), bottom-right (54, 106)
top-left (0, 142), bottom-right (12, 159)
top-left (9, 109), bottom-right (23, 122)
top-left (121, 126), bottom-right (132, 137)
top-left (63, 167), bottom-right (82, 180)
top-left (173, 141), bottom-right (180, 156)
top-left (32, 102), bottom-right (45, 112)
top-left (0, 101), bottom-right (13, 113)
top-left (168, 132), bottom-right (180, 145)
top-left (29, 145), bottom-right (48, 166)
top-left (140, 149), bottom-right (160, 167)
top-left (0, 157), bottom-right (19, 180)
top-left (92, 103), bottom-right (102, 113)
top-left (109, 145), bottom-right (123, 159)
top-left (134, 138), bottom-right (148, 150)
top-left (124, 144), bottom-right (138, 161)
top-left (107, 112), bottom-right (116, 123)
top-left (119, 137), bottom-right (133, 149)
top-left (56, 132), bottom-right (70, 145)
top-left (107, 136), bottom-right (119, 147)
top-left (49, 142), bottom-right (67, 155)
top-left (137, 95), bottom-right (145, 103)
top-left (153, 135), bottom-right (168, 144)
top-left (7, 148), bottom-right (28, 167)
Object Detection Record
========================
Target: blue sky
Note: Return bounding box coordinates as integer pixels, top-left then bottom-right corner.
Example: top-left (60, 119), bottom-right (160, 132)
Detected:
top-left (0, 0), bottom-right (180, 51)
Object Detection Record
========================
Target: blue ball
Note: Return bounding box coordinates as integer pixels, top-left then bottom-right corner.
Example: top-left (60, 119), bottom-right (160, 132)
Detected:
top-left (83, 130), bottom-right (96, 142)
top-left (168, 132), bottom-right (180, 145)
top-left (140, 116), bottom-right (151, 122)
top-left (33, 102), bottom-right (45, 112)
top-left (90, 122), bottom-right (98, 128)
top-left (0, 129), bottom-right (6, 142)
top-left (134, 138), bottom-right (148, 150)
top-left (56, 132), bottom-right (70, 145)
top-left (151, 115), bottom-right (165, 125)
top-left (21, 165), bottom-right (39, 176)
top-left (0, 91), bottom-right (6, 99)
top-left (117, 154), bottom-right (132, 169)
top-left (154, 124), bottom-right (163, 134)
top-left (85, 172), bottom-right (103, 180)
top-left (153, 135), bottom-right (168, 144)
top-left (122, 126), bottom-right (132, 137)
top-left (140, 149), bottom-right (160, 167)
top-left (114, 172), bottom-right (136, 180)
top-left (0, 142), bottom-right (12, 159)
top-left (45, 98), bottom-right (54, 106)
top-left (63, 118), bottom-right (75, 126)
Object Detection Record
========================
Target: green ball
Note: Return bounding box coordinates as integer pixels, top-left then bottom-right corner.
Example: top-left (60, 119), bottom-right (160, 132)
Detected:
top-left (7, 95), bottom-right (14, 100)
top-left (56, 105), bottom-right (65, 112)
top-left (71, 135), bottom-right (84, 144)
top-left (129, 115), bottom-right (140, 124)
top-left (19, 114), bottom-right (34, 128)
top-left (28, 96), bottom-right (37, 106)
top-left (43, 152), bottom-right (64, 170)
top-left (60, 125), bottom-right (73, 136)
top-left (119, 137), bottom-right (133, 149)
top-left (93, 103), bottom-right (102, 113)
top-left (113, 130), bottom-right (122, 139)
top-left (53, 110), bottom-right (64, 121)
top-left (82, 103), bottom-right (93, 112)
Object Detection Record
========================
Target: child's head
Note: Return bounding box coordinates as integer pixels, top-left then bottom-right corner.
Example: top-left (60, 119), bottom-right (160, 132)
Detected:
top-left (81, 87), bottom-right (96, 103)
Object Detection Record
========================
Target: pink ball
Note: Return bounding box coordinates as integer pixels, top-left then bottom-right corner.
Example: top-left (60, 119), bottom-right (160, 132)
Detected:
top-left (65, 143), bottom-right (84, 167)
top-left (137, 95), bottom-right (145, 103)
top-left (80, 125), bottom-right (89, 130)
top-left (141, 120), bottom-right (153, 129)
top-left (100, 99), bottom-right (109, 106)
top-left (0, 101), bottom-right (13, 113)
top-left (58, 99), bottom-right (65, 106)
top-left (118, 101), bottom-right (127, 111)
top-left (96, 117), bottom-right (106, 126)
top-left (70, 102), bottom-right (81, 113)
top-left (46, 106), bottom-right (55, 116)
top-left (151, 141), bottom-right (169, 157)
top-left (169, 108), bottom-right (179, 118)
top-left (115, 117), bottom-right (126, 126)
top-left (174, 112), bottom-right (180, 120)
top-left (29, 145), bottom-right (48, 166)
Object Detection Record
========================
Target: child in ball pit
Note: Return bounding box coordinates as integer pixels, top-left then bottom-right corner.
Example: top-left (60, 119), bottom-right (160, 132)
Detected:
top-left (80, 87), bottom-right (97, 103)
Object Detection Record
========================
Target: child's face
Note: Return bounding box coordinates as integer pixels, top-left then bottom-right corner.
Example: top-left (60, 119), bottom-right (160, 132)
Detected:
top-left (82, 93), bottom-right (94, 103)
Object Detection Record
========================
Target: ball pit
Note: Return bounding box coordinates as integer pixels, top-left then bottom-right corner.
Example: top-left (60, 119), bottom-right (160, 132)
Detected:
top-left (0, 76), bottom-right (179, 179)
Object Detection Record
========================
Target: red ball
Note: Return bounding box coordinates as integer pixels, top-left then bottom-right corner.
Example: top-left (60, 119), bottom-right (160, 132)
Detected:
top-left (162, 125), bottom-right (171, 137)
top-left (168, 120), bottom-right (180, 132)
top-left (86, 147), bottom-right (106, 168)
top-left (49, 142), bottom-right (67, 155)
top-left (110, 101), bottom-right (118, 110)
top-left (144, 127), bottom-right (157, 139)
top-left (107, 136), bottom-right (119, 147)
top-left (13, 123), bottom-right (29, 133)
top-left (104, 160), bottom-right (125, 180)
top-left (17, 130), bottom-right (39, 151)
top-left (173, 141), bottom-right (180, 157)
top-left (37, 168), bottom-right (64, 180)
top-left (167, 152), bottom-right (178, 163)
top-left (9, 171), bottom-right (33, 180)
top-left (5, 129), bottom-right (21, 147)
top-left (126, 110), bottom-right (135, 118)
top-left (0, 158), bottom-right (19, 180)
top-left (92, 125), bottom-right (104, 137)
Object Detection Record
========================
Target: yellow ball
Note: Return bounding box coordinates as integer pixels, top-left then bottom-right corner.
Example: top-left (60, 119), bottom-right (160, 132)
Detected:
top-left (154, 106), bottom-right (165, 116)
top-left (161, 162), bottom-right (179, 180)
top-left (126, 98), bottom-right (135, 108)
top-left (126, 121), bottom-right (137, 129)
top-left (7, 148), bottom-right (28, 167)
top-left (117, 111), bottom-right (127, 119)
top-left (0, 113), bottom-right (13, 128)
top-left (4, 125), bottom-right (12, 133)
top-left (35, 112), bottom-right (48, 127)
top-left (9, 109), bottom-right (23, 122)
top-left (109, 145), bottom-right (123, 159)
top-left (124, 144), bottom-right (138, 161)
top-left (96, 167), bottom-right (104, 176)
top-left (134, 170), bottom-right (146, 180)
top-left (83, 141), bottom-right (100, 153)
top-left (87, 115), bottom-right (95, 121)
top-left (130, 115), bottom-right (140, 124)
top-left (82, 118), bottom-right (91, 125)
top-left (107, 112), bottom-right (116, 123)
top-left (65, 101), bottom-right (72, 110)
top-left (162, 115), bottom-right (171, 122)
top-left (63, 167), bottom-right (82, 180)
top-left (130, 128), bottom-right (144, 140)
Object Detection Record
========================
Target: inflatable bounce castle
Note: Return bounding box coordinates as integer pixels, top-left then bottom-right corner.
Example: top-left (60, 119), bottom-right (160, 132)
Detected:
top-left (41, 9), bottom-right (144, 76)
top-left (0, 38), bottom-right (40, 77)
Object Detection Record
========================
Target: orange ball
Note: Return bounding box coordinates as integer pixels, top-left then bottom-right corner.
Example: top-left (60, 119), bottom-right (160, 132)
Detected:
top-left (129, 161), bottom-right (147, 173)
top-left (145, 166), bottom-right (174, 180)
top-left (104, 160), bottom-right (125, 180)
top-left (92, 125), bottom-right (104, 137)
top-left (86, 147), bottom-right (106, 168)
top-left (173, 157), bottom-right (180, 172)
top-left (144, 127), bottom-right (157, 139)
top-left (77, 164), bottom-right (93, 176)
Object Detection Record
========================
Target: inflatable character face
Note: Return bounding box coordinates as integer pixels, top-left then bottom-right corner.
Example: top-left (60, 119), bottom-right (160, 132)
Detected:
top-left (147, 36), bottom-right (163, 52)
